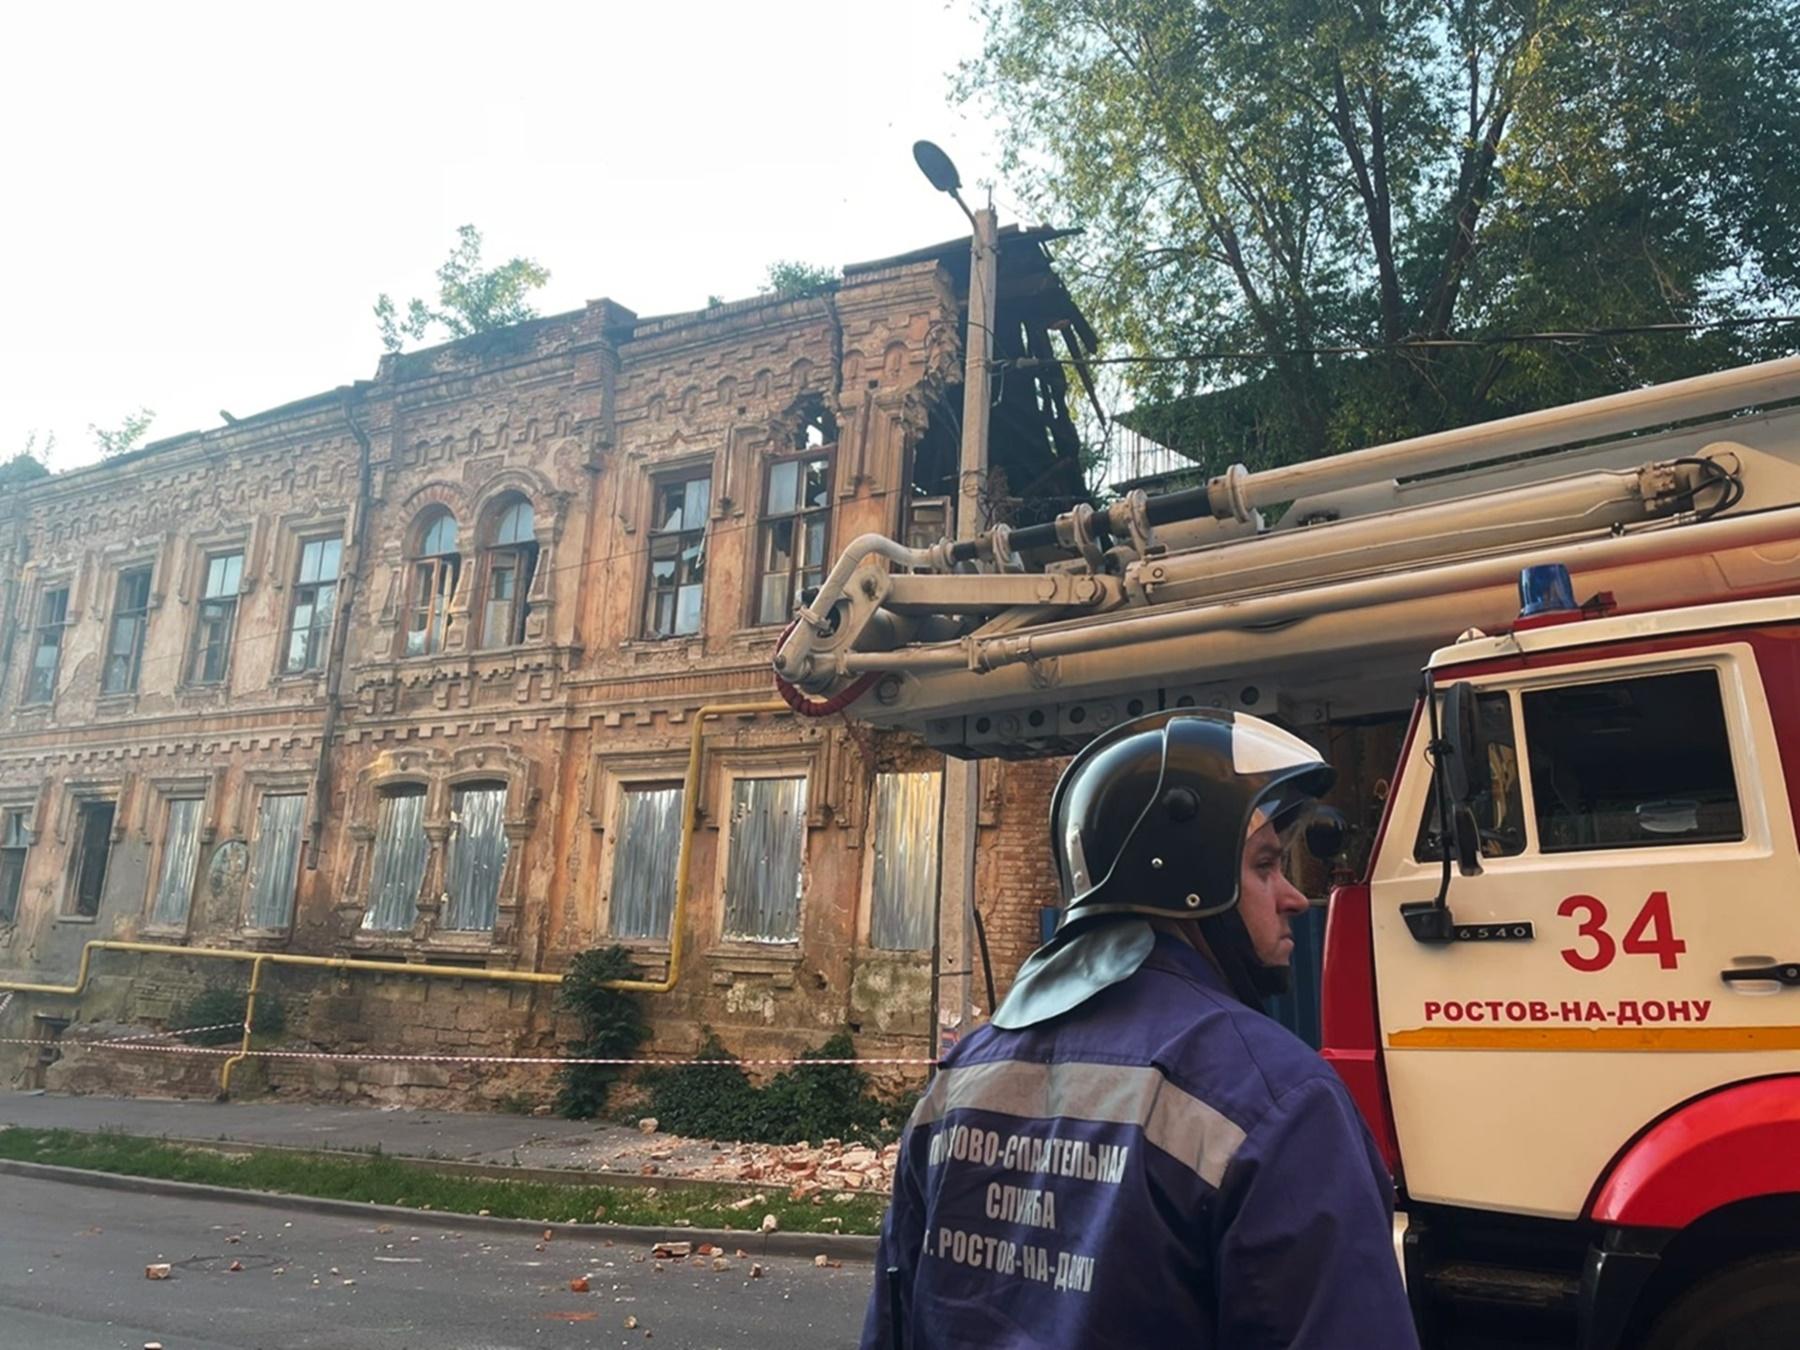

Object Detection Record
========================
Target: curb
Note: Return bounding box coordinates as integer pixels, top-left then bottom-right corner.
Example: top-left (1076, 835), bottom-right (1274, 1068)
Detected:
top-left (0, 1158), bottom-right (881, 1262)
top-left (146, 1133), bottom-right (769, 1195)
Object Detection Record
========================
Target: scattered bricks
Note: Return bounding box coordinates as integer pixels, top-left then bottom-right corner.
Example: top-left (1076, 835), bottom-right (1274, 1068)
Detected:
top-left (650, 1242), bottom-right (691, 1260)
top-left (695, 1243), bottom-right (716, 1257)
top-left (638, 1117), bottom-right (659, 1134)
top-left (760, 1215), bottom-right (779, 1234)
top-left (228, 1260), bottom-right (244, 1272)
top-left (814, 1255), bottom-right (842, 1269)
top-left (750, 1263), bottom-right (765, 1279)
top-left (712, 1257), bottom-right (730, 1271)
top-left (569, 1276), bottom-right (590, 1293)
top-left (624, 1316), bottom-right (639, 1329)
top-left (145, 1264), bottom-right (172, 1280)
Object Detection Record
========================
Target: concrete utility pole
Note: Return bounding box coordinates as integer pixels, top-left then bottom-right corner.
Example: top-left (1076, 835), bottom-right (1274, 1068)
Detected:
top-left (944, 203), bottom-right (998, 1035)
top-left (912, 140), bottom-right (1000, 1043)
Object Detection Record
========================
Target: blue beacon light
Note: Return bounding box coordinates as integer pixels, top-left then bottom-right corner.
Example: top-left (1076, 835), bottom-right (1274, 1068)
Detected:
top-left (1518, 562), bottom-right (1577, 618)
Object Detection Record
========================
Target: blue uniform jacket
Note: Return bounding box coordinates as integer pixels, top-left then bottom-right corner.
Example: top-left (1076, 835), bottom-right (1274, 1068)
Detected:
top-left (862, 932), bottom-right (1419, 1349)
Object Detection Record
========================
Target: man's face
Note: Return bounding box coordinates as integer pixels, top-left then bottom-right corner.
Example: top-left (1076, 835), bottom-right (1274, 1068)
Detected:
top-left (1238, 820), bottom-right (1310, 967)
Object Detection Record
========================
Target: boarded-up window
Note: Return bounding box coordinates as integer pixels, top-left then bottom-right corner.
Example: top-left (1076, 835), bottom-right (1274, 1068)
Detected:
top-left (723, 776), bottom-right (807, 943)
top-left (610, 784), bottom-right (683, 940)
top-left (0, 809), bottom-right (29, 925)
top-left (870, 771), bottom-right (942, 950)
top-left (444, 783), bottom-right (508, 931)
top-left (364, 787), bottom-right (428, 931)
top-left (148, 798), bottom-right (203, 929)
top-left (68, 800), bottom-right (116, 918)
top-left (246, 793), bottom-right (306, 930)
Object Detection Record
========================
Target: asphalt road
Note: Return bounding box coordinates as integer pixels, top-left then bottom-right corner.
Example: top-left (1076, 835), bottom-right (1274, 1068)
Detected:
top-left (0, 1174), bottom-right (870, 1350)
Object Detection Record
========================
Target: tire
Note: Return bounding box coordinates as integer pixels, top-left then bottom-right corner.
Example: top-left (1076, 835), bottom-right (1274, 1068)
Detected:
top-left (1641, 1253), bottom-right (1800, 1350)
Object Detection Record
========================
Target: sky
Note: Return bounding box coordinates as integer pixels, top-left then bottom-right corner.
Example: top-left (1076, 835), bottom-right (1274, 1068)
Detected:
top-left (1, 1), bottom-right (1017, 474)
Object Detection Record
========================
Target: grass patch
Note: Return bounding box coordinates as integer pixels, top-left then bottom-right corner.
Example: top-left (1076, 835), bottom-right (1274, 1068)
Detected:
top-left (0, 1126), bottom-right (887, 1237)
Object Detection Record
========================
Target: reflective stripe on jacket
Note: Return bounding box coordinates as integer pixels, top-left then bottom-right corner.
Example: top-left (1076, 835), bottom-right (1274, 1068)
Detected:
top-left (861, 931), bottom-right (1419, 1350)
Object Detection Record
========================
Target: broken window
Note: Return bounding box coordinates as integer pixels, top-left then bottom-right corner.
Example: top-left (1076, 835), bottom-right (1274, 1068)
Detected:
top-left (610, 783), bottom-right (683, 940)
top-left (102, 567), bottom-right (152, 694)
top-left (245, 793), bottom-right (306, 931)
top-left (644, 473), bottom-right (710, 638)
top-left (404, 511), bottom-right (460, 657)
top-left (25, 585), bottom-right (68, 705)
top-left (443, 782), bottom-right (509, 931)
top-left (67, 800), bottom-right (116, 918)
top-left (479, 499), bottom-right (538, 650)
top-left (190, 551), bottom-right (244, 684)
top-left (722, 775), bottom-right (807, 943)
top-left (870, 771), bottom-right (942, 950)
top-left (363, 786), bottom-right (428, 931)
top-left (755, 456), bottom-right (832, 626)
top-left (285, 536), bottom-right (341, 674)
top-left (0, 809), bottom-right (29, 925)
top-left (148, 797), bottom-right (203, 929)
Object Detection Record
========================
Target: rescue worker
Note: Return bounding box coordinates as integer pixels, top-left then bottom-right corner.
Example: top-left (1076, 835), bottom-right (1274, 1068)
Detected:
top-left (862, 709), bottom-right (1418, 1349)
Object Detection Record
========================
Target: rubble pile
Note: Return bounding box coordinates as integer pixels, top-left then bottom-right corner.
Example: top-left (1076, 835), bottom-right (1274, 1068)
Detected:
top-left (683, 1138), bottom-right (898, 1199)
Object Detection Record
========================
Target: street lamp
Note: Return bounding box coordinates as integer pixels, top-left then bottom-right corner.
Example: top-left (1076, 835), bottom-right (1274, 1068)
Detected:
top-left (914, 140), bottom-right (1001, 1045)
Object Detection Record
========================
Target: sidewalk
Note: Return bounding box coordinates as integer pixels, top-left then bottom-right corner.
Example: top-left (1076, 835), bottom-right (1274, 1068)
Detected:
top-left (0, 1091), bottom-right (724, 1177)
top-left (0, 1090), bottom-right (899, 1194)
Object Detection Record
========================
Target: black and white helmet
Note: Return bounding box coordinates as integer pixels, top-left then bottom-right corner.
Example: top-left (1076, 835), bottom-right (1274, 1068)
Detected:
top-left (1052, 708), bottom-right (1335, 923)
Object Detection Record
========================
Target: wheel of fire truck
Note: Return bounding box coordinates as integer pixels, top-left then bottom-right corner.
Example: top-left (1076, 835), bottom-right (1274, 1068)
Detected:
top-left (1640, 1252), bottom-right (1800, 1350)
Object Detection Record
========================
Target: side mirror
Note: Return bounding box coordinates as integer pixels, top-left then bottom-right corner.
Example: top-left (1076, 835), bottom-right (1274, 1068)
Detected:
top-left (1452, 804), bottom-right (1483, 876)
top-left (1304, 806), bottom-right (1347, 862)
top-left (1441, 681), bottom-right (1478, 805)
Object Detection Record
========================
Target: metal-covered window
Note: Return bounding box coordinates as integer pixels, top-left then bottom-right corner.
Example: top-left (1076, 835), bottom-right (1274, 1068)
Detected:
top-left (723, 776), bottom-right (807, 943)
top-left (444, 783), bottom-right (509, 932)
top-left (610, 783), bottom-right (683, 940)
top-left (363, 786), bottom-right (428, 931)
top-left (755, 456), bottom-right (832, 626)
top-left (870, 771), bottom-right (942, 950)
top-left (404, 512), bottom-right (460, 657)
top-left (68, 800), bottom-right (116, 918)
top-left (102, 568), bottom-right (152, 694)
top-left (644, 474), bottom-right (709, 638)
top-left (191, 551), bottom-right (244, 684)
top-left (245, 793), bottom-right (305, 930)
top-left (0, 809), bottom-right (29, 925)
top-left (25, 586), bottom-right (68, 705)
top-left (148, 798), bottom-right (203, 929)
top-left (285, 537), bottom-right (341, 674)
top-left (479, 500), bottom-right (538, 650)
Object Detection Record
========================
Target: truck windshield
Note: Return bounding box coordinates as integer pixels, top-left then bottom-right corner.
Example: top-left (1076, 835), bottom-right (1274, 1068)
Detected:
top-left (1413, 689), bottom-right (1527, 863)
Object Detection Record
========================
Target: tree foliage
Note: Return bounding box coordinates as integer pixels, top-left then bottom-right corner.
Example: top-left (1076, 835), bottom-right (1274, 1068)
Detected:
top-left (376, 225), bottom-right (551, 354)
top-left (963, 0), bottom-right (1800, 466)
top-left (761, 260), bottom-right (840, 298)
top-left (90, 409), bottom-right (155, 460)
top-left (1, 432), bottom-right (53, 489)
top-left (554, 946), bottom-right (650, 1119)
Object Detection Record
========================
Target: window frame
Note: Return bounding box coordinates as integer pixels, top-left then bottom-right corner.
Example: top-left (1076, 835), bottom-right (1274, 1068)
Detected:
top-left (0, 805), bottom-right (32, 926)
top-left (145, 794), bottom-right (206, 933)
top-left (64, 797), bottom-right (118, 920)
top-left (283, 534), bottom-right (343, 676)
top-left (752, 451), bottom-right (834, 628)
top-left (188, 549), bottom-right (245, 686)
top-left (716, 766), bottom-right (811, 947)
top-left (606, 778), bottom-right (686, 943)
top-left (477, 498), bottom-right (539, 651)
top-left (442, 780), bottom-right (510, 932)
top-left (864, 769), bottom-right (943, 952)
top-left (243, 788), bottom-right (309, 935)
top-left (101, 566), bottom-right (154, 696)
top-left (642, 469), bottom-right (712, 640)
top-left (402, 511), bottom-right (461, 658)
top-left (362, 783), bottom-right (431, 932)
top-left (23, 582), bottom-right (70, 706)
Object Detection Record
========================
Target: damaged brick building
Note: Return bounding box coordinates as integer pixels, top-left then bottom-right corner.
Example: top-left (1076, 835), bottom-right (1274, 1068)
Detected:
top-left (0, 230), bottom-right (1095, 1106)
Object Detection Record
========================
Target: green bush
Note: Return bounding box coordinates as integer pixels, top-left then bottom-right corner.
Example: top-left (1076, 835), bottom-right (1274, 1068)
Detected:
top-left (171, 986), bottom-right (286, 1047)
top-left (642, 1030), bottom-right (908, 1145)
top-left (554, 946), bottom-right (650, 1119)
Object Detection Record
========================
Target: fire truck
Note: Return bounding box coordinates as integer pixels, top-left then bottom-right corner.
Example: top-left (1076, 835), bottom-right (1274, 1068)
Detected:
top-left (773, 355), bottom-right (1800, 1349)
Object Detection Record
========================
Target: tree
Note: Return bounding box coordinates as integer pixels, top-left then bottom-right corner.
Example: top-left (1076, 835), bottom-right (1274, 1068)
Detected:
top-left (0, 431), bottom-right (53, 489)
top-left (90, 410), bottom-right (155, 459)
top-left (963, 0), bottom-right (1800, 466)
top-left (761, 260), bottom-right (839, 298)
top-left (375, 225), bottom-right (551, 353)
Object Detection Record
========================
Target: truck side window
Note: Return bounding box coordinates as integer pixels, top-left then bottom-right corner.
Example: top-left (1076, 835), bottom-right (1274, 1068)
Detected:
top-left (1522, 669), bottom-right (1743, 852)
top-left (1413, 690), bottom-right (1527, 863)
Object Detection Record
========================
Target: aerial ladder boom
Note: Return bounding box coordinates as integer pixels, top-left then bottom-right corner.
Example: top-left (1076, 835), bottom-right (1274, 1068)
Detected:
top-left (773, 355), bottom-right (1800, 757)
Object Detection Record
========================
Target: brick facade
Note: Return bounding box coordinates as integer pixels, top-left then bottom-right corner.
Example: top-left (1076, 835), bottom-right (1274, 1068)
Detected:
top-left (0, 240), bottom-right (1084, 1105)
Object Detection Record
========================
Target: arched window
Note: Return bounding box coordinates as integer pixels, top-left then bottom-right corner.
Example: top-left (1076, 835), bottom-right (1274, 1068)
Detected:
top-left (479, 497), bottom-right (538, 649)
top-left (404, 510), bottom-right (460, 657)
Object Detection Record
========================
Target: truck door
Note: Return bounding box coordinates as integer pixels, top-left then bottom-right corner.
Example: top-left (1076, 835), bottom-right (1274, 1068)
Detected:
top-left (1370, 641), bottom-right (1800, 1220)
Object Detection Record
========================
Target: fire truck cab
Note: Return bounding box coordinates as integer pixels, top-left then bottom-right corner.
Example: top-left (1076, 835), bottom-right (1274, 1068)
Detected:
top-left (773, 354), bottom-right (1800, 1348)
